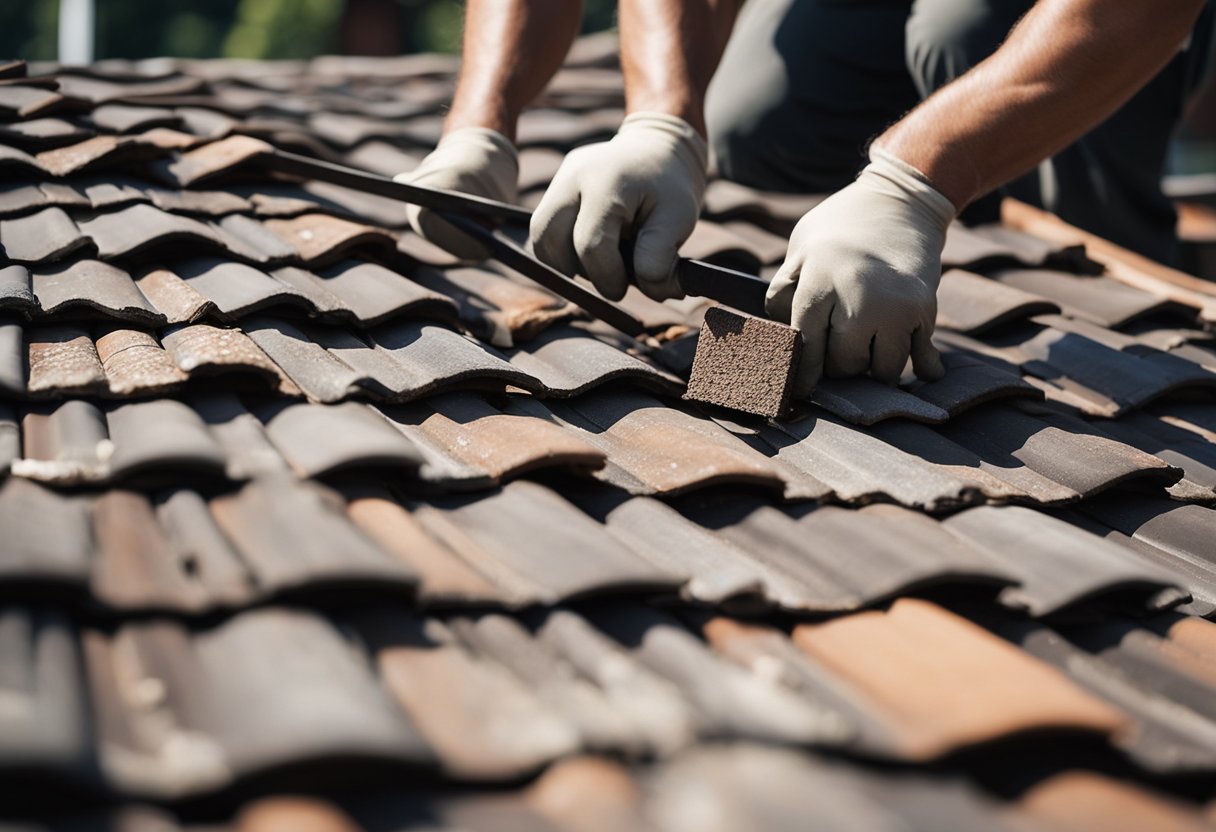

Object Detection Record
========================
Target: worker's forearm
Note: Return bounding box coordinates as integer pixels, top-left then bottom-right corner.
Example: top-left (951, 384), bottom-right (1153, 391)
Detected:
top-left (876, 0), bottom-right (1205, 209)
top-left (445, 0), bottom-right (584, 141)
top-left (618, 0), bottom-right (742, 136)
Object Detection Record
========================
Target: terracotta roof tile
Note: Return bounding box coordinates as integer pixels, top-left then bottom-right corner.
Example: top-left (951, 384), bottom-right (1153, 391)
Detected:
top-left (31, 260), bottom-right (165, 325)
top-left (792, 599), bottom-right (1128, 759)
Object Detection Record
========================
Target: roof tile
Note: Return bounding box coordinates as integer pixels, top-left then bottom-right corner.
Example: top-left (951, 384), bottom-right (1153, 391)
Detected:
top-left (792, 599), bottom-right (1128, 759)
top-left (31, 259), bottom-right (166, 325)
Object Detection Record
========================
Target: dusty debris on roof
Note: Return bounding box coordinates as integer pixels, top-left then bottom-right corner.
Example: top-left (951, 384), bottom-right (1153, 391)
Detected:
top-left (2, 37), bottom-right (1216, 832)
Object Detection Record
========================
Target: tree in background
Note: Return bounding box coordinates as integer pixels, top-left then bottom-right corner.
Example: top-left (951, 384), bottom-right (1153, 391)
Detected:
top-left (0, 0), bottom-right (616, 60)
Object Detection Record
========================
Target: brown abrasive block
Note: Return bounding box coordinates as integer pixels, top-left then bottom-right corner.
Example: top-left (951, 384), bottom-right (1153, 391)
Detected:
top-left (684, 306), bottom-right (801, 418)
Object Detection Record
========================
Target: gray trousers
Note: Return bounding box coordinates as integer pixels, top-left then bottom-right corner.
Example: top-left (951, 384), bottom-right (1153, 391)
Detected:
top-left (705, 0), bottom-right (1215, 264)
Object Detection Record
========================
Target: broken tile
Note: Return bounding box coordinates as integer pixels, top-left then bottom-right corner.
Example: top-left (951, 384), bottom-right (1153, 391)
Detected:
top-left (95, 328), bottom-right (186, 396)
top-left (905, 346), bottom-right (1041, 417)
top-left (161, 134), bottom-right (273, 186)
top-left (134, 267), bottom-right (215, 323)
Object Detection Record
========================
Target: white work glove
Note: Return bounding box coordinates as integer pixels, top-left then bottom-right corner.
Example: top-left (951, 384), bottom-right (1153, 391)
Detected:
top-left (530, 112), bottom-right (708, 301)
top-left (766, 148), bottom-right (957, 396)
top-left (393, 127), bottom-right (519, 259)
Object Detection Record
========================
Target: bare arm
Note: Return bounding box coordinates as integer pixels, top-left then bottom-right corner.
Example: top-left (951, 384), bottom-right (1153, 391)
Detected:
top-left (444, 0), bottom-right (585, 141)
top-left (618, 0), bottom-right (743, 136)
top-left (877, 0), bottom-right (1206, 209)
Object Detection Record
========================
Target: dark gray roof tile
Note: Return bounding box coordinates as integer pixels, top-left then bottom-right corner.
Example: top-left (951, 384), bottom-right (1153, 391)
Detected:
top-left (0, 319), bottom-right (24, 396)
top-left (0, 85), bottom-right (65, 119)
top-left (257, 399), bottom-right (424, 479)
top-left (906, 346), bottom-right (1042, 417)
top-left (0, 477), bottom-right (92, 589)
top-left (172, 258), bottom-right (308, 318)
top-left (0, 264), bottom-right (36, 313)
top-left (763, 413), bottom-right (982, 511)
top-left (505, 323), bottom-right (683, 397)
top-left (0, 142), bottom-right (44, 176)
top-left (679, 497), bottom-right (1012, 612)
top-left (944, 505), bottom-right (1187, 616)
top-left (89, 103), bottom-right (181, 133)
top-left (811, 378), bottom-right (948, 426)
top-left (310, 260), bottom-right (459, 326)
top-left (941, 402), bottom-right (1180, 498)
top-left (31, 259), bottom-right (165, 325)
top-left (1011, 316), bottom-right (1216, 417)
top-left (0, 117), bottom-right (93, 151)
top-left (935, 269), bottom-right (1059, 334)
top-left (411, 481), bottom-right (678, 604)
top-left (0, 207), bottom-right (93, 264)
top-left (154, 488), bottom-right (255, 609)
top-left (867, 417), bottom-right (1080, 505)
top-left (0, 608), bottom-right (92, 777)
top-left (445, 624), bottom-right (658, 766)
top-left (76, 203), bottom-right (234, 261)
top-left (370, 319), bottom-right (541, 399)
top-left (998, 616), bottom-right (1216, 775)
top-left (104, 398), bottom-right (229, 483)
top-left (25, 324), bottom-right (107, 396)
top-left (95, 328), bottom-right (186, 396)
top-left (210, 213), bottom-right (299, 262)
top-left (992, 268), bottom-right (1189, 329)
top-left (1096, 411), bottom-right (1216, 502)
top-left (244, 317), bottom-right (373, 402)
top-left (87, 608), bottom-right (432, 798)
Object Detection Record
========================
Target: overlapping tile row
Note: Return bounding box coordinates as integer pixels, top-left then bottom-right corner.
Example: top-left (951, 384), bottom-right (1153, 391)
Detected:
top-left (1, 470), bottom-right (1211, 618)
top-left (3, 45), bottom-right (1216, 830)
top-left (8, 598), bottom-right (1216, 806)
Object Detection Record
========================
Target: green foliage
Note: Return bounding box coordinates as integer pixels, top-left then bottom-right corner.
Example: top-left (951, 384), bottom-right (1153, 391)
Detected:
top-left (223, 0), bottom-right (345, 59)
top-left (0, 1), bottom-right (615, 61)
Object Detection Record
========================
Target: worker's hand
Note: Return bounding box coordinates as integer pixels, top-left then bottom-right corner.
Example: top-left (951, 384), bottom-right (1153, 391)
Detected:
top-left (766, 149), bottom-right (957, 396)
top-left (394, 127), bottom-right (518, 260)
top-left (530, 112), bottom-right (707, 301)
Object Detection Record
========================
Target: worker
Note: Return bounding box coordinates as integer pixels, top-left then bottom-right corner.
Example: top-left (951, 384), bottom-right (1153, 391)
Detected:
top-left (399, 0), bottom-right (1213, 395)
